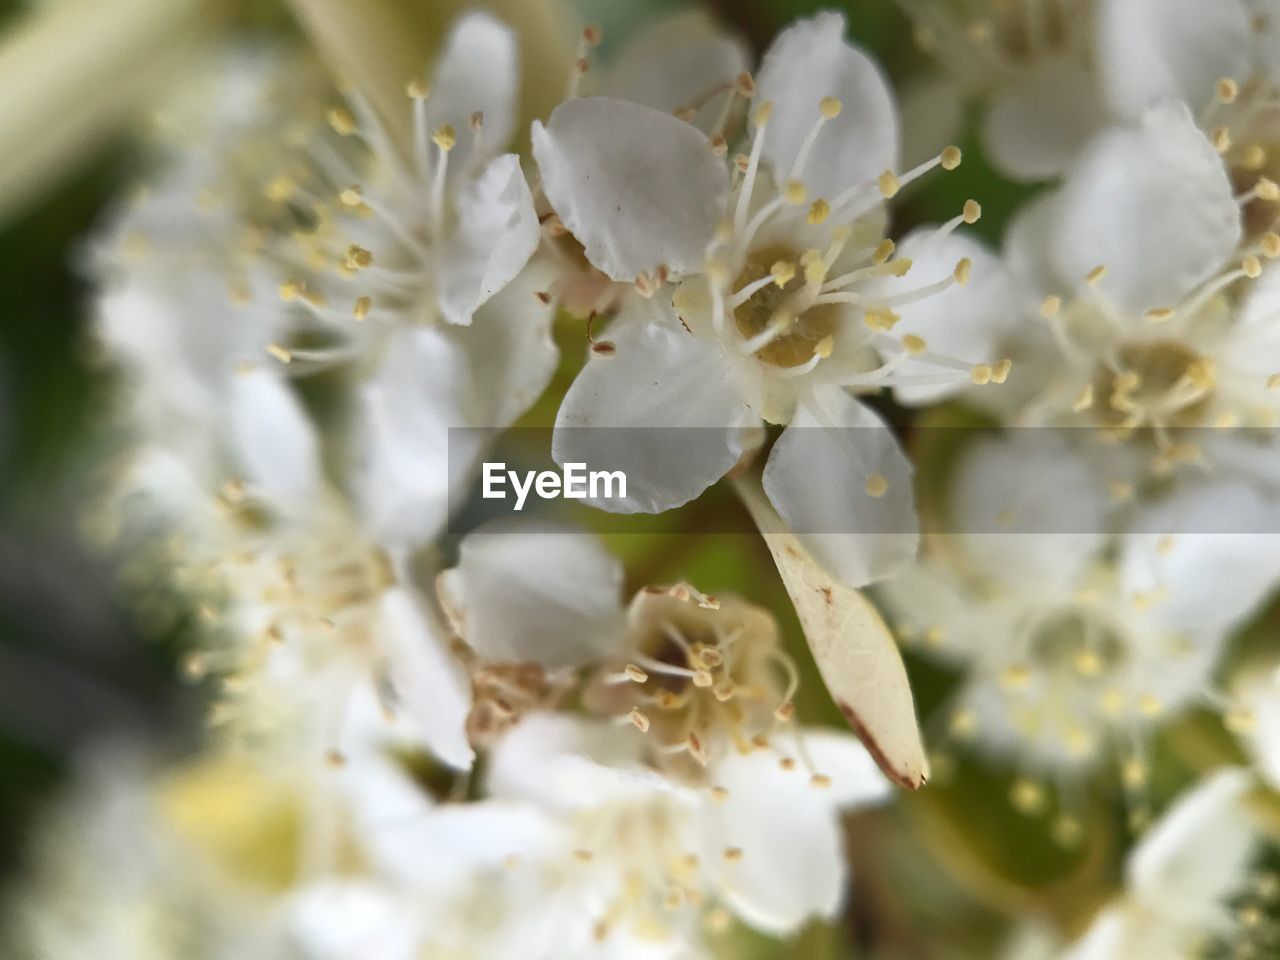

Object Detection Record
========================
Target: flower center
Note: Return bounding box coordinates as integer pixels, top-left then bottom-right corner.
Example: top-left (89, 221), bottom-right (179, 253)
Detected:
top-left (590, 587), bottom-right (799, 776)
top-left (1094, 339), bottom-right (1215, 431)
top-left (731, 245), bottom-right (839, 368)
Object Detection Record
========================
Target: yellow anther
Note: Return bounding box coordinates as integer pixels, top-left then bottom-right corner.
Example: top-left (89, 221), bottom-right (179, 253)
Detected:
top-left (431, 125), bottom-right (457, 151)
top-left (949, 709), bottom-right (978, 738)
top-left (692, 670), bottom-right (714, 688)
top-left (1144, 306), bottom-right (1175, 323)
top-left (752, 101), bottom-right (773, 128)
top-left (1217, 77), bottom-right (1239, 103)
top-left (784, 179), bottom-right (807, 205)
top-left (1109, 480), bottom-right (1133, 503)
top-left (863, 307), bottom-right (900, 331)
top-left (803, 259), bottom-right (826, 287)
top-left (1086, 264), bottom-right (1108, 285)
top-left (962, 199), bottom-right (981, 224)
top-left (770, 260), bottom-right (796, 287)
top-left (723, 847), bottom-right (744, 862)
top-left (278, 279), bottom-right (304, 301)
top-left (970, 364), bottom-right (993, 385)
top-left (819, 96), bottom-right (843, 120)
top-left (709, 785), bottom-right (730, 804)
top-left (1010, 779), bottom-right (1046, 815)
top-left (1262, 232), bottom-right (1280, 258)
top-left (807, 198), bottom-right (830, 224)
top-left (1121, 758), bottom-right (1148, 789)
top-left (1225, 707), bottom-right (1257, 733)
top-left (1075, 649), bottom-right (1102, 678)
top-left (903, 334), bottom-right (927, 356)
top-left (624, 663), bottom-right (649, 683)
top-left (1257, 177), bottom-right (1280, 201)
top-left (708, 134), bottom-right (727, 156)
top-left (864, 473), bottom-right (889, 497)
top-left (327, 106), bottom-right (357, 135)
top-left (1267, 373), bottom-right (1280, 392)
top-left (339, 186), bottom-right (363, 207)
top-left (873, 238), bottom-right (895, 264)
top-left (810, 773), bottom-right (832, 788)
top-left (629, 707), bottom-right (651, 732)
top-left (1185, 357), bottom-right (1216, 389)
top-left (953, 257), bottom-right (972, 286)
top-left (1072, 383), bottom-right (1094, 412)
top-left (1242, 144), bottom-right (1268, 170)
top-left (877, 170), bottom-right (900, 198)
top-left (1051, 816), bottom-right (1083, 848)
top-left (1243, 253), bottom-right (1263, 278)
top-left (887, 257), bottom-right (913, 277)
top-left (992, 358), bottom-right (1012, 384)
top-left (734, 72), bottom-right (756, 97)
top-left (778, 756), bottom-right (797, 771)
top-left (266, 343), bottom-right (293, 365)
top-left (345, 245), bottom-right (373, 269)
top-left (814, 335), bottom-right (834, 359)
top-left (1040, 295), bottom-right (1062, 318)
top-left (353, 296), bottom-right (372, 321)
top-left (1001, 663), bottom-right (1030, 689)
top-left (581, 24), bottom-right (603, 46)
top-left (1212, 126), bottom-right (1232, 154)
top-left (940, 145), bottom-right (962, 170)
top-left (406, 78), bottom-right (430, 101)
top-left (265, 176), bottom-right (295, 202)
top-left (470, 111), bottom-right (485, 132)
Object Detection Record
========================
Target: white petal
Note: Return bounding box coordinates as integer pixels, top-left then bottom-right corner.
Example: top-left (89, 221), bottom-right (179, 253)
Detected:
top-left (898, 70), bottom-right (966, 171)
top-left (288, 881), bottom-right (417, 960)
top-left (437, 153), bottom-right (540, 326)
top-left (532, 97), bottom-right (728, 281)
top-left (426, 11), bottom-right (519, 162)
top-left (1120, 479), bottom-right (1280, 634)
top-left (228, 368), bottom-right (321, 504)
top-left (1003, 188), bottom-right (1064, 295)
top-left (949, 432), bottom-right (1107, 588)
top-left (763, 390), bottom-right (918, 587)
top-left (350, 327), bottom-right (462, 547)
top-left (1096, 0), bottom-right (1250, 118)
top-left (706, 728), bottom-right (887, 933)
top-left (487, 712), bottom-right (662, 811)
top-left (602, 11), bottom-right (749, 132)
top-left (1127, 769), bottom-right (1258, 913)
top-left (755, 10), bottom-right (899, 199)
top-left (877, 228), bottom-right (1017, 405)
top-left (552, 312), bottom-right (753, 513)
top-left (734, 474), bottom-right (929, 790)
top-left (983, 57), bottom-right (1106, 181)
top-left (438, 519), bottom-right (624, 668)
top-left (460, 257), bottom-right (560, 427)
top-left (1234, 665), bottom-right (1280, 788)
top-left (379, 586), bottom-right (473, 770)
top-left (1051, 102), bottom-right (1241, 314)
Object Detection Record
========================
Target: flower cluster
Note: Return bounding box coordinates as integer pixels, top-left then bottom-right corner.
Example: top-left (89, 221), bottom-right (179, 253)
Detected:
top-left (10, 3), bottom-right (1280, 959)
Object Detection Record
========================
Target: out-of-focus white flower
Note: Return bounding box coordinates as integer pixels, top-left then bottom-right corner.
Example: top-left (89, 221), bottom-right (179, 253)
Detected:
top-left (882, 432), bottom-right (1280, 826)
top-left (539, 11), bottom-right (1014, 587)
top-left (946, 101), bottom-right (1280, 486)
top-left (1061, 769), bottom-right (1278, 959)
top-left (894, 0), bottom-right (1105, 180)
top-left (10, 746), bottom-right (302, 960)
top-left (484, 711), bottom-right (891, 947)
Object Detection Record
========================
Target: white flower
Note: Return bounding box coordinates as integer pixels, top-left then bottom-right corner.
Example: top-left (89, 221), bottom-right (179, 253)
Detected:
top-left (1061, 769), bottom-right (1276, 959)
top-left (94, 16), bottom-right (559, 550)
top-left (538, 11), bottom-right (1013, 586)
top-left (1232, 662), bottom-right (1280, 789)
top-left (894, 0), bottom-right (1105, 180)
top-left (485, 710), bottom-right (891, 945)
top-left (882, 432), bottom-right (1280, 817)
top-left (951, 101), bottom-right (1280, 484)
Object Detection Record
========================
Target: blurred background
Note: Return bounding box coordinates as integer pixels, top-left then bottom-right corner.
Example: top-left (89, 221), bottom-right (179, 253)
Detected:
top-left (0, 0), bottom-right (1233, 956)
